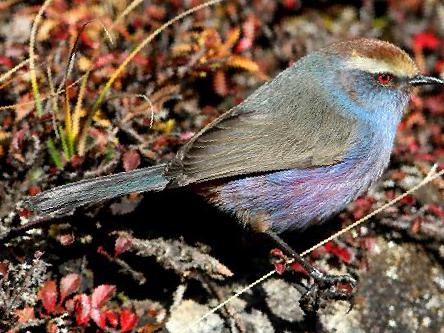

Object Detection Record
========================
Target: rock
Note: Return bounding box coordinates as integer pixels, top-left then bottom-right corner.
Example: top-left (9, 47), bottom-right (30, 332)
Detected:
top-left (166, 300), bottom-right (228, 333)
top-left (320, 237), bottom-right (444, 333)
top-left (263, 278), bottom-right (304, 323)
top-left (320, 301), bottom-right (366, 333)
top-left (166, 297), bottom-right (275, 333)
top-left (242, 309), bottom-right (274, 333)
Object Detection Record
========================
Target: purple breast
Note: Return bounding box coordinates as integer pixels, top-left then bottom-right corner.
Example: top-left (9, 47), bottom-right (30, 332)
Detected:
top-left (202, 146), bottom-right (391, 233)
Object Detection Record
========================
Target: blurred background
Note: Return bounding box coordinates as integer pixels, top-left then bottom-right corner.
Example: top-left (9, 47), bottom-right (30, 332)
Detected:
top-left (0, 1), bottom-right (443, 332)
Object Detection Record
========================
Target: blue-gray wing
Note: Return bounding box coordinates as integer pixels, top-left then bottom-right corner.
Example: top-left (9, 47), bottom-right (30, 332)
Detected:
top-left (166, 62), bottom-right (358, 186)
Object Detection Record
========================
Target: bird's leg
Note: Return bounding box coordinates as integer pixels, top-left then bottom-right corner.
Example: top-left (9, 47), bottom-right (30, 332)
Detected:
top-left (265, 230), bottom-right (356, 312)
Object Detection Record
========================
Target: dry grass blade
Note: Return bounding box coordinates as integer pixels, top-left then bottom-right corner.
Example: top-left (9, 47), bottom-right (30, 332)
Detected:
top-left (64, 87), bottom-right (73, 157)
top-left (54, 20), bottom-right (107, 157)
top-left (58, 20), bottom-right (113, 93)
top-left (0, 58), bottom-right (30, 85)
top-left (0, 1), bottom-right (138, 113)
top-left (131, 94), bottom-right (155, 128)
top-left (108, 93), bottom-right (155, 128)
top-left (29, 0), bottom-right (54, 117)
top-left (0, 74), bottom-right (87, 112)
top-left (186, 164), bottom-right (444, 331)
top-left (46, 65), bottom-right (61, 139)
top-left (113, 0), bottom-right (145, 25)
top-left (72, 71), bottom-right (90, 146)
top-left (77, 0), bottom-right (224, 154)
top-left (1, 20), bottom-right (112, 113)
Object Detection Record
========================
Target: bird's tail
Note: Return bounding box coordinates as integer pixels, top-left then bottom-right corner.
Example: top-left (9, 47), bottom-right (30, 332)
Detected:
top-left (25, 164), bottom-right (169, 216)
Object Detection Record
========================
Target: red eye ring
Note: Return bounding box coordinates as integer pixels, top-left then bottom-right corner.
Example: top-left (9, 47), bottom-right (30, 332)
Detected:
top-left (376, 73), bottom-right (394, 86)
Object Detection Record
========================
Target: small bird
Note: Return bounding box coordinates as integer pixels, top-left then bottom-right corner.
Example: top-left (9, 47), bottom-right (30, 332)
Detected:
top-left (26, 38), bottom-right (443, 307)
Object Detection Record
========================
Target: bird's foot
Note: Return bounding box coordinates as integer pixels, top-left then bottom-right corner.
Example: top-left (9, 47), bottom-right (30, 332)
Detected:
top-left (270, 247), bottom-right (356, 313)
top-left (300, 267), bottom-right (356, 312)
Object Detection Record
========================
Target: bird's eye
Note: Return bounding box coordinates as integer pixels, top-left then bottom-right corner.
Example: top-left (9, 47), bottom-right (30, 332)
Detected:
top-left (376, 73), bottom-right (394, 86)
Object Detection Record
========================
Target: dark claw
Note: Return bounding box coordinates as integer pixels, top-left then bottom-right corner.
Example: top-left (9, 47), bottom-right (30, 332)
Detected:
top-left (266, 232), bottom-right (357, 313)
top-left (300, 270), bottom-right (357, 313)
top-left (269, 248), bottom-right (357, 313)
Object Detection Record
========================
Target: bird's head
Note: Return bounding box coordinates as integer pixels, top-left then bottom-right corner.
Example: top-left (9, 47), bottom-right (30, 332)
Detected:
top-left (312, 38), bottom-right (443, 121)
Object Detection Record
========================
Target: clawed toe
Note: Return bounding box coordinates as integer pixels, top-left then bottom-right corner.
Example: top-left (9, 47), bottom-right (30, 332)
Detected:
top-left (313, 269), bottom-right (356, 290)
top-left (301, 270), bottom-right (357, 312)
top-left (269, 248), bottom-right (357, 312)
top-left (266, 232), bottom-right (358, 313)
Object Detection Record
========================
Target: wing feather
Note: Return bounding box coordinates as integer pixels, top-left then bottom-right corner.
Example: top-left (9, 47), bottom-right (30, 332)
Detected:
top-left (166, 57), bottom-right (358, 186)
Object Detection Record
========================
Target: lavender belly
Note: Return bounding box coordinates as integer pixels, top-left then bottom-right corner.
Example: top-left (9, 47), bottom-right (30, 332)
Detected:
top-left (208, 160), bottom-right (381, 233)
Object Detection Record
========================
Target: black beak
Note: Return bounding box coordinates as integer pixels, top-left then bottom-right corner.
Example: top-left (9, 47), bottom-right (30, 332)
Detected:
top-left (409, 75), bottom-right (444, 86)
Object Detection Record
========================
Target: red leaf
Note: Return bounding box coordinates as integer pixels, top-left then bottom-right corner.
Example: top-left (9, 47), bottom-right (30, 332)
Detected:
top-left (400, 194), bottom-right (416, 206)
top-left (18, 208), bottom-right (33, 218)
top-left (15, 307), bottom-right (35, 323)
top-left (213, 70), bottom-right (228, 97)
top-left (70, 155), bottom-right (84, 169)
top-left (0, 261), bottom-right (9, 276)
top-left (133, 54), bottom-right (150, 66)
top-left (59, 273), bottom-right (81, 303)
top-left (104, 310), bottom-right (119, 327)
top-left (28, 185), bottom-right (41, 196)
top-left (435, 59), bottom-right (444, 73)
top-left (47, 322), bottom-right (58, 333)
top-left (97, 245), bottom-right (110, 257)
top-left (235, 37), bottom-right (252, 53)
top-left (94, 53), bottom-right (115, 67)
top-left (123, 150), bottom-right (141, 171)
top-left (289, 262), bottom-right (308, 275)
top-left (65, 299), bottom-right (75, 312)
top-left (58, 233), bottom-right (75, 246)
top-left (282, 0), bottom-right (300, 10)
top-left (0, 56), bottom-right (13, 68)
top-left (413, 32), bottom-right (440, 50)
top-left (91, 285), bottom-right (116, 309)
top-left (324, 242), bottom-right (352, 264)
top-left (428, 204), bottom-right (444, 217)
top-left (146, 5), bottom-right (166, 20)
top-left (120, 308), bottom-right (139, 332)
top-left (179, 131), bottom-right (195, 141)
top-left (38, 280), bottom-right (58, 314)
top-left (270, 248), bottom-right (288, 275)
top-left (115, 235), bottom-right (132, 257)
top-left (73, 294), bottom-right (91, 326)
top-left (411, 217), bottom-right (422, 234)
top-left (274, 261), bottom-right (287, 275)
top-left (80, 30), bottom-right (98, 49)
top-left (91, 308), bottom-right (107, 329)
top-left (11, 127), bottom-right (28, 150)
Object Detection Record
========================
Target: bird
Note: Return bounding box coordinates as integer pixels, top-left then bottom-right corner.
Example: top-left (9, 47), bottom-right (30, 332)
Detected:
top-left (25, 38), bottom-right (444, 308)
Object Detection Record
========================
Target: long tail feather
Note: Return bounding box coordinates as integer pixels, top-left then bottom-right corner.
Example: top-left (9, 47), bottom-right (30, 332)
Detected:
top-left (26, 164), bottom-right (169, 215)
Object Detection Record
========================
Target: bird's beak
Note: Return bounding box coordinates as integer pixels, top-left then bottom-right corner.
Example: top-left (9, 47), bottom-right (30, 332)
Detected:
top-left (409, 75), bottom-right (444, 86)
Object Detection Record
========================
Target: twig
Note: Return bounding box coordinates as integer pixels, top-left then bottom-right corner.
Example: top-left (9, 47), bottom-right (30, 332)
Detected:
top-left (97, 246), bottom-right (146, 284)
top-left (116, 231), bottom-right (233, 281)
top-left (201, 276), bottom-right (246, 333)
top-left (0, 214), bottom-right (62, 243)
top-left (83, 150), bottom-right (121, 177)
